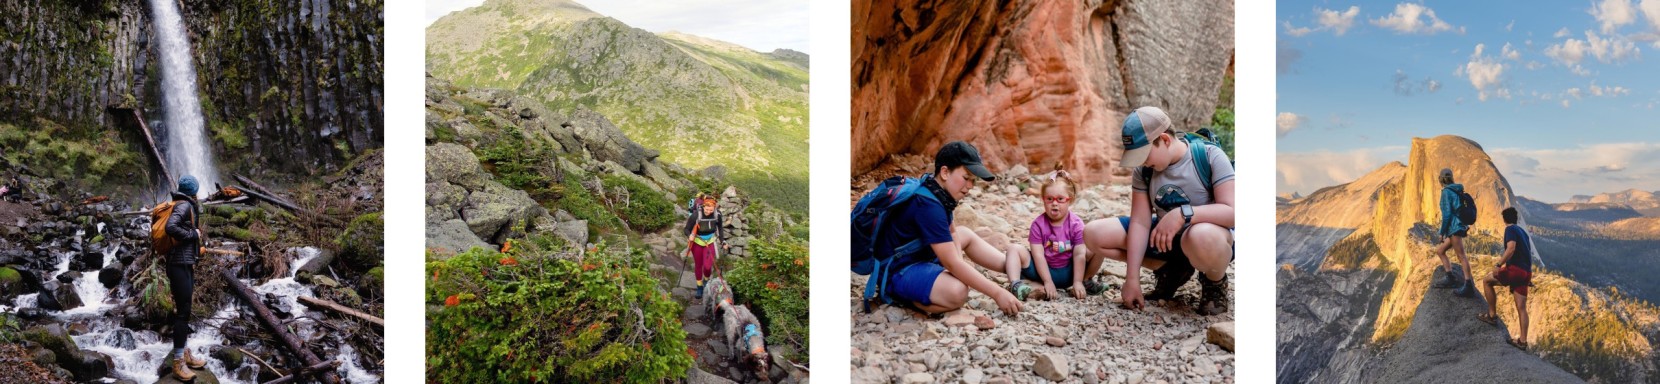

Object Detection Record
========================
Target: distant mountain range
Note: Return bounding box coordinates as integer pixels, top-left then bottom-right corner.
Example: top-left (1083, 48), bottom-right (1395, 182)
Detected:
top-left (427, 0), bottom-right (809, 213)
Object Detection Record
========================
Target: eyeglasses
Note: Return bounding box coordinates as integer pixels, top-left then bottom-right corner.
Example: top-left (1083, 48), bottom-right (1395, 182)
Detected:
top-left (1044, 196), bottom-right (1071, 204)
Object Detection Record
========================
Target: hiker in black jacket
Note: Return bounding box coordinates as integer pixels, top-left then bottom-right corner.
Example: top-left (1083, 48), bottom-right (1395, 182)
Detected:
top-left (163, 175), bottom-right (207, 380)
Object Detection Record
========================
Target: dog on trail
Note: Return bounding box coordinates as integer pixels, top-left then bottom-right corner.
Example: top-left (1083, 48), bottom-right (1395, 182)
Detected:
top-left (701, 277), bottom-right (771, 378)
top-left (718, 300), bottom-right (771, 378)
top-left (704, 277), bottom-right (735, 316)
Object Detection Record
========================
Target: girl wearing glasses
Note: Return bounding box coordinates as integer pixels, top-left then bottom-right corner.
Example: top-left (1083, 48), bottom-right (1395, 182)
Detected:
top-left (1004, 165), bottom-right (1111, 301)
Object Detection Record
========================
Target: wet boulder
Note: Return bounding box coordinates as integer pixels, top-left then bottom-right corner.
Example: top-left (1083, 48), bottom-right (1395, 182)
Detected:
top-left (334, 213), bottom-right (383, 272)
top-left (294, 249), bottom-right (336, 284)
top-left (51, 280), bottom-right (83, 310)
top-left (98, 262), bottom-right (122, 289)
top-left (103, 329), bottom-right (136, 350)
top-left (0, 266), bottom-right (24, 299)
top-left (22, 324), bottom-right (111, 382)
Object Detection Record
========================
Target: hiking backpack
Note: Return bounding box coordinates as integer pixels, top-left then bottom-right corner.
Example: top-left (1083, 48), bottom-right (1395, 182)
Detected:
top-left (1453, 187), bottom-right (1478, 225)
top-left (1138, 132), bottom-right (1222, 201)
top-left (850, 175), bottom-right (941, 313)
top-left (149, 199), bottom-right (194, 255)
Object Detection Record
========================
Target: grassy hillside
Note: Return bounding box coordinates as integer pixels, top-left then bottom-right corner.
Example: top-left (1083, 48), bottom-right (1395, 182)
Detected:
top-left (426, 0), bottom-right (808, 213)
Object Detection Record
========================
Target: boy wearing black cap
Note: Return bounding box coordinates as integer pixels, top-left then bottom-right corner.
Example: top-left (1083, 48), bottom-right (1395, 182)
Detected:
top-left (1083, 106), bottom-right (1235, 315)
top-left (877, 141), bottom-right (1025, 316)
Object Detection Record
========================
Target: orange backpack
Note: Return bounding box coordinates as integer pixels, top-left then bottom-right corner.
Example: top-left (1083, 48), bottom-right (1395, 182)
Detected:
top-left (149, 200), bottom-right (195, 255)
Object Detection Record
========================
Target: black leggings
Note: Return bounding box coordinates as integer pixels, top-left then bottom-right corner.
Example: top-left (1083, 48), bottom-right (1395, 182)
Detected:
top-left (166, 263), bottom-right (194, 349)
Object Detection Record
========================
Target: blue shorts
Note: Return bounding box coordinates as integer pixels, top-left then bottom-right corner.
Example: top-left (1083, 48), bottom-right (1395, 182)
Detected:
top-left (886, 261), bottom-right (946, 306)
top-left (1021, 260), bottom-right (1076, 289)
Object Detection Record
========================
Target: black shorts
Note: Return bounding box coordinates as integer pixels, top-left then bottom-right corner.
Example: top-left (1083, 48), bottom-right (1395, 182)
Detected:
top-left (1117, 216), bottom-right (1235, 266)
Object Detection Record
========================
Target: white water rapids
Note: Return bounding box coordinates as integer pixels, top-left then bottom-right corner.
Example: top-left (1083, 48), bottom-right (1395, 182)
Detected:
top-left (4, 238), bottom-right (379, 383)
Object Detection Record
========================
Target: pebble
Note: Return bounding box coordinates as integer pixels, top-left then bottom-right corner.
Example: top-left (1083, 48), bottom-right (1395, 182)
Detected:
top-left (974, 315), bottom-right (996, 330)
top-left (1046, 336), bottom-right (1067, 347)
top-left (901, 372), bottom-right (934, 384)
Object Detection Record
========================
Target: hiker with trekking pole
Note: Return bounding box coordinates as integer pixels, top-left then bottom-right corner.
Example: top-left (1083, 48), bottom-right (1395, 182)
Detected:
top-left (686, 194), bottom-right (728, 301)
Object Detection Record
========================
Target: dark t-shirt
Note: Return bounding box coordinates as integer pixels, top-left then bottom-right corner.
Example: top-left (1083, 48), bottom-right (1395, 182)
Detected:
top-left (1503, 224), bottom-right (1532, 271)
top-left (880, 195), bottom-right (954, 274)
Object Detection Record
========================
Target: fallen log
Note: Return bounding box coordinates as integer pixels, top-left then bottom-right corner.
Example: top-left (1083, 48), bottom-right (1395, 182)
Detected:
top-left (260, 360), bottom-right (340, 384)
top-left (222, 269), bottom-right (342, 384)
top-left (234, 174), bottom-right (295, 207)
top-left (298, 296), bottom-right (384, 327)
top-left (203, 248), bottom-right (244, 256)
top-left (114, 108), bottom-right (174, 184)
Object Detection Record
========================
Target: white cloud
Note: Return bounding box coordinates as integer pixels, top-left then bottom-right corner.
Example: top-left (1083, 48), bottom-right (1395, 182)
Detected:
top-left (1277, 112), bottom-right (1306, 137)
top-left (1507, 20), bottom-right (1517, 32)
top-left (1593, 0), bottom-right (1639, 34)
top-left (1563, 99), bottom-right (1573, 108)
top-left (1284, 22), bottom-right (1315, 37)
top-left (1568, 87), bottom-right (1584, 99)
top-left (1545, 30), bottom-right (1641, 65)
top-left (1501, 42), bottom-right (1522, 60)
top-left (1277, 147), bottom-right (1410, 195)
top-left (1555, 27), bottom-right (1573, 38)
top-left (1372, 3), bottom-right (1459, 34)
top-left (1393, 69), bottom-right (1443, 96)
top-left (1458, 43), bottom-right (1509, 101)
top-left (1286, 6), bottom-right (1361, 37)
top-left (1490, 143), bottom-right (1660, 202)
top-left (1317, 6), bottom-right (1362, 35)
top-left (1644, 0), bottom-right (1660, 31)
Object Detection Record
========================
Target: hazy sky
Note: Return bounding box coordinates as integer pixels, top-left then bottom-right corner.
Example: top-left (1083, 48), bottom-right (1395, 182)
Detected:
top-left (425, 0), bottom-right (810, 54)
top-left (1277, 0), bottom-right (1660, 202)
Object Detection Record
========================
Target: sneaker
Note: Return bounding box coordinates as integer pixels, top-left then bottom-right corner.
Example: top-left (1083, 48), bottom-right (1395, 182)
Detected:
top-left (695, 280), bottom-right (705, 300)
top-left (1083, 279), bottom-right (1111, 296)
top-left (1146, 260), bottom-right (1195, 301)
top-left (169, 357), bottom-right (196, 381)
top-left (182, 349), bottom-right (206, 369)
top-left (1197, 274), bottom-right (1229, 316)
top-left (1009, 281), bottom-right (1033, 301)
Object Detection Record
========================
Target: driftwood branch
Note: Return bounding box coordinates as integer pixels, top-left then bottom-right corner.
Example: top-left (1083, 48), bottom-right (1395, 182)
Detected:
top-left (260, 360), bottom-right (341, 384)
top-left (297, 296), bottom-right (384, 327)
top-left (238, 347), bottom-right (286, 377)
top-left (222, 269), bottom-right (342, 384)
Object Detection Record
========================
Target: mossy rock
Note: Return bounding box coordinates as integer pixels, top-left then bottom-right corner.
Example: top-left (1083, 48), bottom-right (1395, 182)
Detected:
top-left (0, 267), bottom-right (23, 296)
top-left (362, 266), bottom-right (384, 296)
top-left (335, 212), bottom-right (383, 271)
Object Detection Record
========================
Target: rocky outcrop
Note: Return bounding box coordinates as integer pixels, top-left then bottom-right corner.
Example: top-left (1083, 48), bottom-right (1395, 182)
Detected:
top-left (0, 0), bottom-right (383, 178)
top-left (425, 143), bottom-right (545, 247)
top-left (850, 0), bottom-right (1233, 184)
top-left (566, 108), bottom-right (658, 174)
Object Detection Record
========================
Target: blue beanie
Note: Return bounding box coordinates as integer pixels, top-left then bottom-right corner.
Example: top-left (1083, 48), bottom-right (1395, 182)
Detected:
top-left (177, 175), bottom-right (199, 196)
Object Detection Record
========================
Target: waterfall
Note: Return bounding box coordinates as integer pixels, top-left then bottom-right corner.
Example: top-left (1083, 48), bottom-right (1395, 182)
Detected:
top-left (147, 0), bottom-right (219, 193)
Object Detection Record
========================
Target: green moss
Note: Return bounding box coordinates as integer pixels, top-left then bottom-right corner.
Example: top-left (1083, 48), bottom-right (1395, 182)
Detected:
top-left (335, 212), bottom-right (384, 271)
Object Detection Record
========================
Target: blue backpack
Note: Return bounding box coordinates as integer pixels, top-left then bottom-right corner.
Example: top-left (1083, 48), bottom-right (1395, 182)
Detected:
top-left (851, 175), bottom-right (941, 313)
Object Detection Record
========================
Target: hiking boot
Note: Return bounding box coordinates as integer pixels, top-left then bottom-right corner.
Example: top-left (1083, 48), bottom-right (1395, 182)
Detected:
top-left (169, 357), bottom-right (196, 381)
top-left (1455, 279), bottom-right (1476, 297)
top-left (1083, 279), bottom-right (1111, 296)
top-left (695, 280), bottom-right (705, 300)
top-left (1146, 260), bottom-right (1195, 301)
top-left (1431, 268), bottom-right (1459, 288)
top-left (1197, 274), bottom-right (1230, 316)
top-left (1009, 281), bottom-right (1033, 301)
top-left (182, 349), bottom-right (206, 369)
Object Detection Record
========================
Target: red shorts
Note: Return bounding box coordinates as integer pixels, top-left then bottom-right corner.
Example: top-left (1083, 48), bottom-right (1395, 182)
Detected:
top-left (1493, 265), bottom-right (1532, 295)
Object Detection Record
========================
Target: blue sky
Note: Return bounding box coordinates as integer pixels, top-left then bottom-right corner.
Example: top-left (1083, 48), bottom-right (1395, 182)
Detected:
top-left (425, 0), bottom-right (809, 54)
top-left (1278, 0), bottom-right (1660, 202)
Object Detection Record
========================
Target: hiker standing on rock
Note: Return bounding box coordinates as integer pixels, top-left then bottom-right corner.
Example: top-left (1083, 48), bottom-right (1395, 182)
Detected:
top-left (1479, 207), bottom-right (1533, 350)
top-left (157, 175), bottom-right (207, 380)
top-left (686, 194), bottom-right (727, 300)
top-left (1005, 165), bottom-right (1110, 301)
top-left (1082, 106), bottom-right (1235, 315)
top-left (1431, 168), bottom-right (1478, 296)
top-left (859, 141), bottom-right (1023, 316)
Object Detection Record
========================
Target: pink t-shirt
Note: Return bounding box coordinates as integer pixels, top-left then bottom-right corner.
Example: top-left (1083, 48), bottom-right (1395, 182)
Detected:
top-left (1029, 211), bottom-right (1085, 269)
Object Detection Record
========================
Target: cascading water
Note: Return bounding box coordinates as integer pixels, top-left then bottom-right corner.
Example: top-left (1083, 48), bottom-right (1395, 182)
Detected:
top-left (147, 0), bottom-right (219, 191)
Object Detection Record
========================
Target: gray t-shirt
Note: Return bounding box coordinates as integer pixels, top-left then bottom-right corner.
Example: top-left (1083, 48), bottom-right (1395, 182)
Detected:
top-left (1131, 142), bottom-right (1235, 216)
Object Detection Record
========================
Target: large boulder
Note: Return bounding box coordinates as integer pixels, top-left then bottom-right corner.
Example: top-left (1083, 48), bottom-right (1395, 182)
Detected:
top-left (566, 108), bottom-right (658, 173)
top-left (461, 183), bottom-right (543, 243)
top-left (22, 324), bottom-right (111, 382)
top-left (335, 213), bottom-right (384, 271)
top-left (427, 219), bottom-right (491, 255)
top-left (850, 0), bottom-right (1233, 184)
